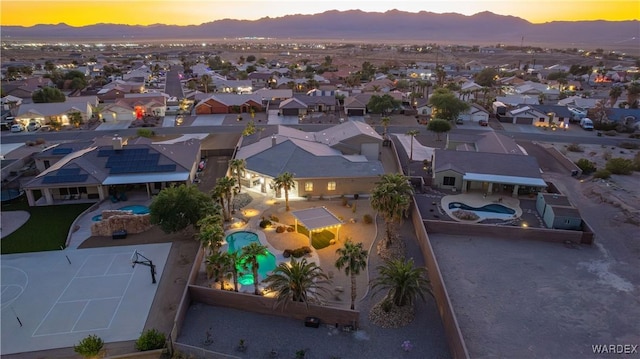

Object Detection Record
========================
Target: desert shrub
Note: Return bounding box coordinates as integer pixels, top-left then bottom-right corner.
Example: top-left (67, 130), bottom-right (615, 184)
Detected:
top-left (135, 328), bottom-right (166, 351)
top-left (452, 210), bottom-right (480, 221)
top-left (363, 214), bottom-right (373, 224)
top-left (619, 142), bottom-right (639, 150)
top-left (137, 128), bottom-right (155, 138)
top-left (566, 143), bottom-right (583, 152)
top-left (602, 150), bottom-right (612, 160)
top-left (259, 219), bottom-right (272, 228)
top-left (288, 246), bottom-right (312, 258)
top-left (25, 141), bottom-right (35, 146)
top-left (606, 158), bottom-right (635, 175)
top-left (276, 226), bottom-right (286, 233)
top-left (351, 203), bottom-right (357, 213)
top-left (594, 122), bottom-right (617, 131)
top-left (74, 334), bottom-right (104, 358)
top-left (269, 215), bottom-right (279, 222)
top-left (575, 159), bottom-right (597, 174)
top-left (593, 169), bottom-right (611, 179)
top-left (35, 138), bottom-right (46, 145)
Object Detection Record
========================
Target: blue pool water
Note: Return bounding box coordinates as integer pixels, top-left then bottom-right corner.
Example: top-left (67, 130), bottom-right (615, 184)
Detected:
top-left (448, 202), bottom-right (515, 215)
top-left (226, 231), bottom-right (276, 286)
top-left (91, 205), bottom-right (150, 221)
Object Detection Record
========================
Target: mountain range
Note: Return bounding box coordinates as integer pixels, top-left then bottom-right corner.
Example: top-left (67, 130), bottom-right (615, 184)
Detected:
top-left (2, 10), bottom-right (638, 48)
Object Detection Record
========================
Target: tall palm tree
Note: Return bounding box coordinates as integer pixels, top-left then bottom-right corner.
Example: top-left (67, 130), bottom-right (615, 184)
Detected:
top-left (196, 214), bottom-right (225, 254)
top-left (223, 251), bottom-right (242, 292)
top-left (273, 172), bottom-right (296, 211)
top-left (241, 242), bottom-right (269, 295)
top-left (380, 116), bottom-right (391, 139)
top-left (229, 159), bottom-right (246, 193)
top-left (263, 257), bottom-right (330, 308)
top-left (211, 176), bottom-right (236, 221)
top-left (370, 258), bottom-right (432, 308)
top-left (370, 173), bottom-right (414, 247)
top-left (335, 239), bottom-right (368, 310)
top-left (405, 130), bottom-right (420, 162)
top-left (200, 74), bottom-right (212, 93)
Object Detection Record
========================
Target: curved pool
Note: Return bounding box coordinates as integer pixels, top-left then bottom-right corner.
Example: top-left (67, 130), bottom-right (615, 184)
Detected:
top-left (226, 231), bottom-right (276, 286)
top-left (448, 202), bottom-right (515, 215)
top-left (92, 205), bottom-right (150, 221)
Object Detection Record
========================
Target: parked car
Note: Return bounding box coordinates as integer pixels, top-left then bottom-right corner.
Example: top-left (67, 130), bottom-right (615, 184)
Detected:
top-left (478, 119), bottom-right (488, 126)
top-left (10, 123), bottom-right (25, 133)
top-left (27, 121), bottom-right (41, 131)
top-left (455, 118), bottom-right (464, 125)
top-left (580, 118), bottom-right (594, 131)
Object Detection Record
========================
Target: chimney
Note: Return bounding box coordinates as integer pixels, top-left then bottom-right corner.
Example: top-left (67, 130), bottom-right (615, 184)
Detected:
top-left (271, 135), bottom-right (277, 147)
top-left (112, 134), bottom-right (123, 150)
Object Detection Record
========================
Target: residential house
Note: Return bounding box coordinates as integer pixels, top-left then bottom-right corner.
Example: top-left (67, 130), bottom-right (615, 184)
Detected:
top-left (432, 149), bottom-right (546, 196)
top-left (23, 136), bottom-right (201, 206)
top-left (15, 98), bottom-right (96, 126)
top-left (2, 77), bottom-right (56, 101)
top-left (514, 82), bottom-right (560, 101)
top-left (456, 103), bottom-right (490, 124)
top-left (194, 94), bottom-right (263, 115)
top-left (234, 122), bottom-right (384, 198)
top-left (446, 132), bottom-right (525, 155)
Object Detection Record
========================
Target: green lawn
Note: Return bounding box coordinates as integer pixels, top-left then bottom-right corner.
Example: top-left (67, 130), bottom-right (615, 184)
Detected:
top-left (296, 224), bottom-right (334, 250)
top-left (1, 197), bottom-right (92, 254)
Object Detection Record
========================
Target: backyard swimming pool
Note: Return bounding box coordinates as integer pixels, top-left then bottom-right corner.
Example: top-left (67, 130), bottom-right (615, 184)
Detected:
top-left (226, 231), bottom-right (276, 286)
top-left (91, 205), bottom-right (150, 221)
top-left (449, 202), bottom-right (515, 214)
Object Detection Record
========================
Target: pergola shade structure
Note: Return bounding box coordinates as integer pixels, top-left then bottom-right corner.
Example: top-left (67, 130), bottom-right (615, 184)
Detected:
top-left (291, 207), bottom-right (343, 243)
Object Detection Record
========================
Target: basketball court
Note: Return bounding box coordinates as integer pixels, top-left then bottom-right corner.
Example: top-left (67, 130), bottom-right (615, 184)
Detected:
top-left (0, 243), bottom-right (171, 355)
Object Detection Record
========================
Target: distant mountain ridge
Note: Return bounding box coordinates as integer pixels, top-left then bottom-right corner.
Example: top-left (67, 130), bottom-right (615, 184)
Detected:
top-left (2, 10), bottom-right (638, 47)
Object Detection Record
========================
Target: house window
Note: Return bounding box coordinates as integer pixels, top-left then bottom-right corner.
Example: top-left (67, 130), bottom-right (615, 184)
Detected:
top-left (443, 176), bottom-right (456, 186)
top-left (327, 181), bottom-right (336, 191)
top-left (79, 187), bottom-right (87, 194)
top-left (43, 160), bottom-right (51, 169)
top-left (305, 182), bottom-right (313, 191)
top-left (538, 118), bottom-right (545, 122)
top-left (565, 219), bottom-right (571, 224)
top-left (59, 188), bottom-right (69, 195)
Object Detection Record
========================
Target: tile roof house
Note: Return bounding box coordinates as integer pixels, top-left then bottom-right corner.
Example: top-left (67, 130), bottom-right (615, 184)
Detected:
top-left (194, 94), bottom-right (264, 115)
top-left (23, 136), bottom-right (201, 206)
top-left (234, 122), bottom-right (384, 198)
top-left (1, 77), bottom-right (56, 100)
top-left (432, 149), bottom-right (546, 197)
top-left (15, 99), bottom-right (95, 126)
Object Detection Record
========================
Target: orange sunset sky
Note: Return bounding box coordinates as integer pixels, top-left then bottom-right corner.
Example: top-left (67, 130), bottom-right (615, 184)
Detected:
top-left (1, 0), bottom-right (638, 27)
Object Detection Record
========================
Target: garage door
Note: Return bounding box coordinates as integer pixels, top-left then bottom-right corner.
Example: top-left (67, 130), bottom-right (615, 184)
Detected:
top-left (347, 109), bottom-right (365, 116)
top-left (515, 117), bottom-right (533, 125)
top-left (281, 108), bottom-right (299, 116)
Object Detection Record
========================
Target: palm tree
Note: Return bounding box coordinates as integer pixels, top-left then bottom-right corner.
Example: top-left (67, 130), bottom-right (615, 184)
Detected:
top-left (223, 251), bottom-right (242, 292)
top-left (405, 130), bottom-right (420, 162)
top-left (380, 116), bottom-right (391, 139)
top-left (370, 173), bottom-right (414, 247)
top-left (200, 74), bottom-right (212, 93)
top-left (273, 172), bottom-right (296, 211)
top-left (241, 242), bottom-right (269, 295)
top-left (370, 258), bottom-right (432, 308)
top-left (205, 250), bottom-right (228, 285)
top-left (211, 176), bottom-right (236, 221)
top-left (196, 214), bottom-right (225, 254)
top-left (263, 257), bottom-right (330, 308)
top-left (229, 159), bottom-right (246, 193)
top-left (335, 239), bottom-right (368, 310)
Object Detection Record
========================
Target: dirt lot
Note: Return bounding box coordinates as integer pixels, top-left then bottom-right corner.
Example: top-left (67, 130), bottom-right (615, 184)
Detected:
top-left (546, 141), bottom-right (640, 226)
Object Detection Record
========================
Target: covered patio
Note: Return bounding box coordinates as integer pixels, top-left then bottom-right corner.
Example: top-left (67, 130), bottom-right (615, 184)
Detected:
top-left (291, 207), bottom-right (343, 247)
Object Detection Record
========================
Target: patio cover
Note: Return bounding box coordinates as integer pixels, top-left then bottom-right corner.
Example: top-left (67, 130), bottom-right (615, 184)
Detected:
top-left (291, 207), bottom-right (343, 241)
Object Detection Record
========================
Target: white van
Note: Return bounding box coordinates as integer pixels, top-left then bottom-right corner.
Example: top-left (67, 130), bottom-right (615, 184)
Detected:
top-left (27, 120), bottom-right (41, 131)
top-left (580, 118), bottom-right (594, 131)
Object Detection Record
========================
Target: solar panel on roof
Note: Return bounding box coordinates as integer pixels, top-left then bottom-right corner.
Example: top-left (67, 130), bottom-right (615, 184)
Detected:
top-left (57, 168), bottom-right (81, 176)
top-left (43, 174), bottom-right (88, 184)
